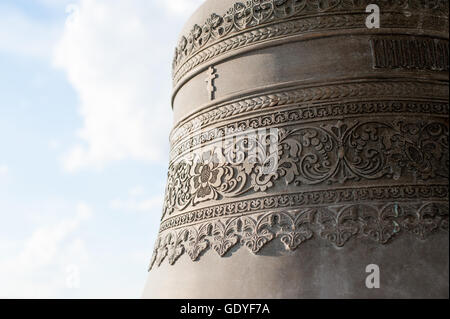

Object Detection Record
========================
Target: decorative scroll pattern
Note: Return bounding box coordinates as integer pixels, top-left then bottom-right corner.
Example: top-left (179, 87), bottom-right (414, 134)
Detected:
top-left (172, 0), bottom-right (449, 83)
top-left (162, 120), bottom-right (449, 218)
top-left (150, 0), bottom-right (450, 271)
top-left (149, 202), bottom-right (449, 269)
top-left (160, 185), bottom-right (448, 232)
top-left (170, 81), bottom-right (449, 146)
top-left (170, 100), bottom-right (449, 161)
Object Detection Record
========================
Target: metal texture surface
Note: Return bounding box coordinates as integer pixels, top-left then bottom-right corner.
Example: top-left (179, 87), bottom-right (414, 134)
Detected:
top-left (143, 0), bottom-right (449, 299)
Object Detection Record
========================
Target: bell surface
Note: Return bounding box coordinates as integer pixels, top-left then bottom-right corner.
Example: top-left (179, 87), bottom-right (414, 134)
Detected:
top-left (143, 0), bottom-right (449, 299)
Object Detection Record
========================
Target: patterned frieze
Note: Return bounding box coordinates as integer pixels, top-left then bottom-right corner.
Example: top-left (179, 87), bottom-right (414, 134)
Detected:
top-left (149, 1), bottom-right (449, 271)
top-left (173, 0), bottom-right (449, 85)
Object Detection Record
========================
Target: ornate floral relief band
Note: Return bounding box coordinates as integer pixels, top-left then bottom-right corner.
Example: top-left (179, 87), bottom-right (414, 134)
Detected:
top-left (149, 0), bottom-right (449, 270)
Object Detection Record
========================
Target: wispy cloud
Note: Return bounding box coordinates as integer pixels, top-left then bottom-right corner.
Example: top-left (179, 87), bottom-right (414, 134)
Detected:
top-left (0, 164), bottom-right (8, 177)
top-left (0, 0), bottom-right (203, 299)
top-left (0, 5), bottom-right (60, 59)
top-left (0, 202), bottom-right (92, 298)
top-left (110, 186), bottom-right (163, 213)
top-left (54, 0), bottom-right (205, 172)
top-left (37, 0), bottom-right (75, 9)
top-left (160, 0), bottom-right (204, 16)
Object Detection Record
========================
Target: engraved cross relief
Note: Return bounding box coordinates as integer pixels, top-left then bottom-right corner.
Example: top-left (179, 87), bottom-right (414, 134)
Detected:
top-left (205, 66), bottom-right (218, 101)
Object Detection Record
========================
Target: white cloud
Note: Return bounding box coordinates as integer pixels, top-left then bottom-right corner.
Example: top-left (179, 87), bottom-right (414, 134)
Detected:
top-left (48, 139), bottom-right (61, 150)
top-left (0, 164), bottom-right (8, 176)
top-left (160, 0), bottom-right (204, 16)
top-left (110, 186), bottom-right (163, 213)
top-left (54, 0), bottom-right (206, 172)
top-left (128, 186), bottom-right (146, 197)
top-left (0, 5), bottom-right (60, 59)
top-left (0, 202), bottom-right (92, 298)
top-left (38, 0), bottom-right (75, 9)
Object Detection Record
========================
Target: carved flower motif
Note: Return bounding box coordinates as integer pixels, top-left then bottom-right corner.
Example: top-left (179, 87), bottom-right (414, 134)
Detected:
top-left (178, 36), bottom-right (187, 51)
top-left (190, 152), bottom-right (225, 204)
top-left (192, 24), bottom-right (202, 39)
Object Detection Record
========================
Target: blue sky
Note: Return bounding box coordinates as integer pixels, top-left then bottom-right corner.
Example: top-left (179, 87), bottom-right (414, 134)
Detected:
top-left (0, 0), bottom-right (204, 298)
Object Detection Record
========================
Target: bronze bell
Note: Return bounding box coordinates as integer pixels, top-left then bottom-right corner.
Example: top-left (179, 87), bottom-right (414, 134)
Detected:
top-left (143, 0), bottom-right (449, 298)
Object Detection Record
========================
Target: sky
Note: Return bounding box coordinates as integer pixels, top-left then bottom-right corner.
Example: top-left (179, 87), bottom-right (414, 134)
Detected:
top-left (0, 0), bottom-right (204, 298)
